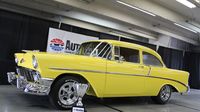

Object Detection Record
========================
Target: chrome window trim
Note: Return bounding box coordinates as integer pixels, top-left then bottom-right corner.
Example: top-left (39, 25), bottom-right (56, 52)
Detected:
top-left (90, 42), bottom-right (112, 60)
top-left (142, 51), bottom-right (164, 67)
top-left (104, 45), bottom-right (113, 60)
top-left (89, 42), bottom-right (103, 57)
top-left (97, 43), bottom-right (109, 56)
top-left (113, 46), bottom-right (140, 64)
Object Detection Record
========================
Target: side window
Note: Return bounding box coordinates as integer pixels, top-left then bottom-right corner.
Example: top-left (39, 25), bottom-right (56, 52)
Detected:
top-left (92, 42), bottom-right (111, 59)
top-left (143, 52), bottom-right (163, 67)
top-left (115, 47), bottom-right (140, 63)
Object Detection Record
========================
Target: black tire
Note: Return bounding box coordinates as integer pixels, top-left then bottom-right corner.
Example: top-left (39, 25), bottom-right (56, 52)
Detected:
top-left (151, 85), bottom-right (171, 104)
top-left (49, 76), bottom-right (81, 110)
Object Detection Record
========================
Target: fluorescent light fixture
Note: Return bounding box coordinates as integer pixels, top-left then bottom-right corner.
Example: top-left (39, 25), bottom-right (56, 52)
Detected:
top-left (195, 0), bottom-right (200, 3)
top-left (176, 0), bottom-right (196, 8)
top-left (116, 0), bottom-right (156, 17)
top-left (174, 23), bottom-right (197, 33)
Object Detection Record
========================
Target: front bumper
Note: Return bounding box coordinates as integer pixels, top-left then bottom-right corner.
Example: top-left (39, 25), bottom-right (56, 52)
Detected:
top-left (7, 72), bottom-right (53, 96)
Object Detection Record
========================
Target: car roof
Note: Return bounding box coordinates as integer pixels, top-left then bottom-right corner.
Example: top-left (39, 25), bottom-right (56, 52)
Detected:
top-left (85, 39), bottom-right (162, 59)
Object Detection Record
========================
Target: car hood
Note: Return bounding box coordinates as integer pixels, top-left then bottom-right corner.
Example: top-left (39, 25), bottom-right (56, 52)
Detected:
top-left (15, 51), bottom-right (78, 71)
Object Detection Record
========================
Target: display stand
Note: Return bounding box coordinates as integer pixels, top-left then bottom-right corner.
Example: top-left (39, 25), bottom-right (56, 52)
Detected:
top-left (72, 84), bottom-right (88, 112)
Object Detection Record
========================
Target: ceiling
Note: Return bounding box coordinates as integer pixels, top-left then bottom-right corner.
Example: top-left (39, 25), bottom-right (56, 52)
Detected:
top-left (94, 0), bottom-right (200, 41)
top-left (0, 0), bottom-right (200, 45)
top-left (153, 0), bottom-right (200, 26)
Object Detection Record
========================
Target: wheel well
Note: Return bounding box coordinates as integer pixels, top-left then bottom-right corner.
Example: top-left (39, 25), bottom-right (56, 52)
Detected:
top-left (51, 73), bottom-right (88, 89)
top-left (50, 73), bottom-right (97, 96)
top-left (167, 84), bottom-right (178, 92)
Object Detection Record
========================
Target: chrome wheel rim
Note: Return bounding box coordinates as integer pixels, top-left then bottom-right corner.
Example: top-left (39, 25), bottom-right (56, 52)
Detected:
top-left (58, 80), bottom-right (78, 106)
top-left (160, 86), bottom-right (171, 101)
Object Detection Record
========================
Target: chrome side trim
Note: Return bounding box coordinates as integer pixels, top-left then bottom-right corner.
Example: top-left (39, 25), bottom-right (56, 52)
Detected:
top-left (49, 67), bottom-right (188, 88)
top-left (106, 71), bottom-right (146, 77)
top-left (148, 76), bottom-right (188, 88)
top-left (49, 67), bottom-right (106, 74)
top-left (41, 78), bottom-right (54, 81)
top-left (49, 67), bottom-right (146, 76)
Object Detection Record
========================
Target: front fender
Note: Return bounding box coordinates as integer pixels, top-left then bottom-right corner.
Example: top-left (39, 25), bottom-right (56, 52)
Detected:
top-left (46, 69), bottom-right (105, 97)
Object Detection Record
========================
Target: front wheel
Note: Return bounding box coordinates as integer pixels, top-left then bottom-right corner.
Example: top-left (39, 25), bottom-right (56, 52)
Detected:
top-left (49, 76), bottom-right (81, 110)
top-left (151, 85), bottom-right (171, 104)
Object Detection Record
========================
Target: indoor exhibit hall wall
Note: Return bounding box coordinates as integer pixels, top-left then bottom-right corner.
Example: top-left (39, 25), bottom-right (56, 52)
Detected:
top-left (158, 46), bottom-right (184, 70)
top-left (183, 52), bottom-right (200, 89)
top-left (0, 9), bottom-right (199, 89)
top-left (0, 10), bottom-right (58, 84)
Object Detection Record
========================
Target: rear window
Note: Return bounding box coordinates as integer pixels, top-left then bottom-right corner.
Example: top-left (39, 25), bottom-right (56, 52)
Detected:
top-left (143, 52), bottom-right (163, 67)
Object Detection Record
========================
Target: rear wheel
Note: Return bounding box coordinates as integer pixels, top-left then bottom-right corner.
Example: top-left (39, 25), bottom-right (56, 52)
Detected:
top-left (49, 76), bottom-right (81, 110)
top-left (151, 85), bottom-right (171, 104)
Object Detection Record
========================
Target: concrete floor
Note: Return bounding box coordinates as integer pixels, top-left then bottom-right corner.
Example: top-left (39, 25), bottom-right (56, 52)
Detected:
top-left (0, 85), bottom-right (200, 112)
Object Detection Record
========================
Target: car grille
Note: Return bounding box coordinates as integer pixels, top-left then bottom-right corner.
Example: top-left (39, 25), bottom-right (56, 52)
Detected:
top-left (17, 67), bottom-right (35, 82)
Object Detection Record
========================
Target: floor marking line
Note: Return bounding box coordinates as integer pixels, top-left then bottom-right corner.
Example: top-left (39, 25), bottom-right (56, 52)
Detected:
top-left (173, 103), bottom-right (200, 111)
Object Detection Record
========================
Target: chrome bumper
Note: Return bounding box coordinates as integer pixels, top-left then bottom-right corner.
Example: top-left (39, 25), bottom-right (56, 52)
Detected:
top-left (180, 85), bottom-right (190, 95)
top-left (7, 72), bottom-right (53, 96)
top-left (186, 85), bottom-right (190, 93)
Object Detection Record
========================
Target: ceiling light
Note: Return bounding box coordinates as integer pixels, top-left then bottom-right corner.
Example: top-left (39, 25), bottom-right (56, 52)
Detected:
top-left (176, 0), bottom-right (196, 8)
top-left (174, 23), bottom-right (197, 33)
top-left (116, 0), bottom-right (156, 17)
top-left (195, 0), bottom-right (200, 3)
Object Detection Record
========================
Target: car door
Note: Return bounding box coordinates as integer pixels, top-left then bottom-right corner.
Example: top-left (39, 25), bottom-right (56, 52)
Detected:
top-left (104, 46), bottom-right (150, 97)
top-left (142, 51), bottom-right (166, 96)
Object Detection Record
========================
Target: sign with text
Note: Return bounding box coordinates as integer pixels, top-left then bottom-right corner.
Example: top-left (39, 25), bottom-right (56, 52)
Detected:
top-left (72, 106), bottom-right (85, 112)
top-left (47, 28), bottom-right (98, 53)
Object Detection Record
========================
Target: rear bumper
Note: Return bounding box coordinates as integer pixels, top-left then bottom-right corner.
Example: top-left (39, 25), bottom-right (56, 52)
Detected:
top-left (7, 72), bottom-right (53, 95)
top-left (186, 85), bottom-right (190, 93)
top-left (180, 85), bottom-right (190, 95)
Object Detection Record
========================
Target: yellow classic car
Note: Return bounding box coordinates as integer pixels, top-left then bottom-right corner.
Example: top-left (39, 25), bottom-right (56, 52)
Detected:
top-left (7, 40), bottom-right (190, 110)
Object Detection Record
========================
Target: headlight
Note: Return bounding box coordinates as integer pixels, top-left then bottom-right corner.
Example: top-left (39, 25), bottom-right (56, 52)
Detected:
top-left (15, 55), bottom-right (18, 64)
top-left (32, 55), bottom-right (38, 69)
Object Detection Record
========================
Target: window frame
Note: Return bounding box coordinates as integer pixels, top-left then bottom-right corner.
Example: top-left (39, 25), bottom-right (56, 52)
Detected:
top-left (89, 42), bottom-right (113, 60)
top-left (113, 46), bottom-right (140, 64)
top-left (77, 41), bottom-right (101, 56)
top-left (142, 51), bottom-right (164, 67)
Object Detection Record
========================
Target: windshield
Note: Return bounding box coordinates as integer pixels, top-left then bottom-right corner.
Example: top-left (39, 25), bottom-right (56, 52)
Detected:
top-left (76, 42), bottom-right (112, 59)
